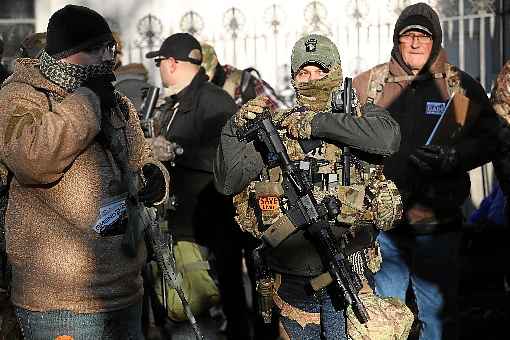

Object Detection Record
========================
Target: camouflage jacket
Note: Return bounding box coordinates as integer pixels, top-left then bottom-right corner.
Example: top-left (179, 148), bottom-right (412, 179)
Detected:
top-left (491, 60), bottom-right (510, 200)
top-left (214, 103), bottom-right (401, 276)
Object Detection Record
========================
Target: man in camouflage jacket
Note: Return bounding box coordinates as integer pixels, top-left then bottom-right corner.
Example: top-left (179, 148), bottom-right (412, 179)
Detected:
top-left (214, 34), bottom-right (413, 340)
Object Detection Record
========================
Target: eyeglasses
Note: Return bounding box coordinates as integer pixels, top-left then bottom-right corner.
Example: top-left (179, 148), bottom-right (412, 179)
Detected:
top-left (399, 33), bottom-right (432, 44)
top-left (83, 42), bottom-right (116, 57)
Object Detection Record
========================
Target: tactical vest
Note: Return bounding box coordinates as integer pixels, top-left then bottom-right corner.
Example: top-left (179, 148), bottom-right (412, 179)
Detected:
top-left (365, 62), bottom-right (464, 105)
top-left (233, 119), bottom-right (402, 277)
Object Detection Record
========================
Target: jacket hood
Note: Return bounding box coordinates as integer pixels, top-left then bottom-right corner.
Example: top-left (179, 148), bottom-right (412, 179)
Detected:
top-left (391, 2), bottom-right (442, 75)
top-left (3, 58), bottom-right (67, 98)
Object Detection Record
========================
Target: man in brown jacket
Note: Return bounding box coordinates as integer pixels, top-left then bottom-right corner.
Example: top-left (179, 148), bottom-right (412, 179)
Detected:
top-left (0, 5), bottom-right (168, 339)
top-left (353, 3), bottom-right (499, 339)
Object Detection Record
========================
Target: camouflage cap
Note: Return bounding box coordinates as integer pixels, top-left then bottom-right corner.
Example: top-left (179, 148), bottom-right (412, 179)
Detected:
top-left (200, 42), bottom-right (219, 81)
top-left (291, 34), bottom-right (341, 76)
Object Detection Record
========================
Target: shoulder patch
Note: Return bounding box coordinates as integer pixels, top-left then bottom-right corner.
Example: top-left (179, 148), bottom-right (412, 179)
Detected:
top-left (4, 105), bottom-right (44, 143)
top-left (305, 38), bottom-right (318, 52)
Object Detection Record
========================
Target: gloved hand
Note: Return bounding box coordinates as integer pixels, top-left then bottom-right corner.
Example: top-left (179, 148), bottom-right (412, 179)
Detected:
top-left (147, 135), bottom-right (180, 162)
top-left (138, 163), bottom-right (166, 206)
top-left (281, 109), bottom-right (316, 139)
top-left (82, 74), bottom-right (116, 110)
top-left (233, 96), bottom-right (272, 129)
top-left (409, 145), bottom-right (460, 176)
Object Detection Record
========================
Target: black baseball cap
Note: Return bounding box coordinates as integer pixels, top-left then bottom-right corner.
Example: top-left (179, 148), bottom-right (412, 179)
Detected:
top-left (146, 33), bottom-right (202, 65)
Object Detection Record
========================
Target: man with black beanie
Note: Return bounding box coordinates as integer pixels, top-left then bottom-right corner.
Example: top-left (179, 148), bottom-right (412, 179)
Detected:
top-left (0, 5), bottom-right (169, 339)
top-left (353, 3), bottom-right (500, 339)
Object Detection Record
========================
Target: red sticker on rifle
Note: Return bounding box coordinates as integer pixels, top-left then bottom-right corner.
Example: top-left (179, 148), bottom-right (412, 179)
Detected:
top-left (258, 196), bottom-right (279, 212)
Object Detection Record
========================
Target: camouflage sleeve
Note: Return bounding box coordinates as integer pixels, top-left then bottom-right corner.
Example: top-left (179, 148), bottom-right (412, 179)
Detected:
top-left (491, 61), bottom-right (510, 197)
top-left (491, 60), bottom-right (510, 123)
top-left (310, 103), bottom-right (401, 156)
top-left (214, 117), bottom-right (265, 195)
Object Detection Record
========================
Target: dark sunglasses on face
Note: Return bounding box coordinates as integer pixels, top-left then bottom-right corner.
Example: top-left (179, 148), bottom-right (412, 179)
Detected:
top-left (155, 57), bottom-right (179, 67)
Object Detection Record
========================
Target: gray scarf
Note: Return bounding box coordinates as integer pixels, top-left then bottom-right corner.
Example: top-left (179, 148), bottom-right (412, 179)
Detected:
top-left (39, 50), bottom-right (114, 92)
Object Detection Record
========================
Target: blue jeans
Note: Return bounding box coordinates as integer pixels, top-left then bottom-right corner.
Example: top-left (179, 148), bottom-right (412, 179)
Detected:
top-left (276, 274), bottom-right (347, 340)
top-left (374, 230), bottom-right (462, 340)
top-left (15, 302), bottom-right (144, 340)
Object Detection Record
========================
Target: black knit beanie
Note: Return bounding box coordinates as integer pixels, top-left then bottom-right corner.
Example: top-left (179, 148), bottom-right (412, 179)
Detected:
top-left (46, 5), bottom-right (113, 59)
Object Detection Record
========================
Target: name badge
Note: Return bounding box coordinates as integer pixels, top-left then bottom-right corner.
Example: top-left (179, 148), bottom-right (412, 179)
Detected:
top-left (93, 194), bottom-right (128, 235)
top-left (425, 102), bottom-right (446, 115)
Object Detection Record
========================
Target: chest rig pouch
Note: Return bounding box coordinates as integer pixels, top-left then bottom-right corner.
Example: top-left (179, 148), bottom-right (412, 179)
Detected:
top-left (233, 134), bottom-right (402, 248)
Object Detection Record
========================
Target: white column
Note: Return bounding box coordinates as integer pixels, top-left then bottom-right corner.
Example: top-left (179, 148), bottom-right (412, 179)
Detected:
top-left (458, 0), bottom-right (465, 69)
top-left (480, 16), bottom-right (486, 90)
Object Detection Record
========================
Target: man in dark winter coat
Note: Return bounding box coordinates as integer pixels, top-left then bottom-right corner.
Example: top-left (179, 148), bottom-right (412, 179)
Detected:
top-left (146, 33), bottom-right (237, 242)
top-left (146, 33), bottom-right (246, 339)
top-left (353, 3), bottom-right (500, 339)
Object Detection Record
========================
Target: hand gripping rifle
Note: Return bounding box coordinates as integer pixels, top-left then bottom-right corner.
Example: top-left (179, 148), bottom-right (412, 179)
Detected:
top-left (139, 206), bottom-right (206, 340)
top-left (237, 113), bottom-right (369, 324)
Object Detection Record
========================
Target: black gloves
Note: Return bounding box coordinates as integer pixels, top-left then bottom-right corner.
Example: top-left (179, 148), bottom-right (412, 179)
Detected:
top-left (409, 145), bottom-right (460, 176)
top-left (138, 164), bottom-right (166, 206)
top-left (83, 74), bottom-right (116, 111)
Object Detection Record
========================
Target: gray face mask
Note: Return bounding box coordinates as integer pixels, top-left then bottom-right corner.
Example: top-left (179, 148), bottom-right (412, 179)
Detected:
top-left (39, 50), bottom-right (115, 92)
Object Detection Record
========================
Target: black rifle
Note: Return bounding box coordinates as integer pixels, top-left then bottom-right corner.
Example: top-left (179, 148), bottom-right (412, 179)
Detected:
top-left (139, 206), bottom-right (205, 340)
top-left (237, 115), bottom-right (369, 324)
top-left (139, 86), bottom-right (184, 158)
top-left (140, 86), bottom-right (160, 138)
top-left (341, 78), bottom-right (353, 185)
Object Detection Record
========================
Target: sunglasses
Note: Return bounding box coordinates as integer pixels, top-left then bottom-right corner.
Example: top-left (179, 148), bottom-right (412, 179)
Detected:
top-left (154, 57), bottom-right (179, 67)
